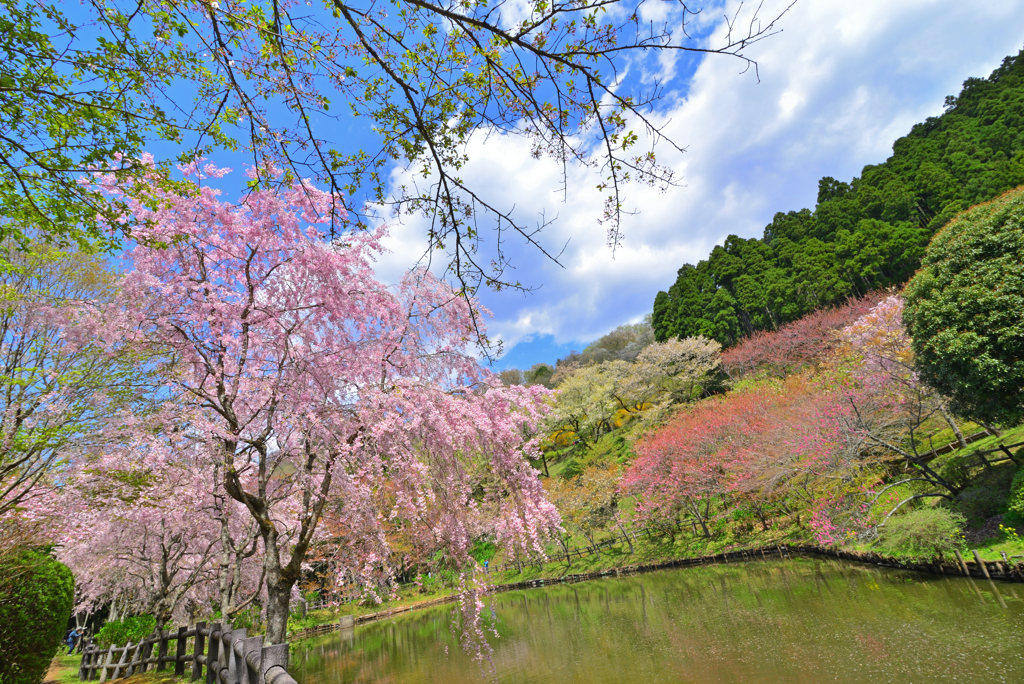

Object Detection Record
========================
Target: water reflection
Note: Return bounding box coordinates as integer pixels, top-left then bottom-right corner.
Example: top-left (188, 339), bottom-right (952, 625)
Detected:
top-left (292, 559), bottom-right (1024, 684)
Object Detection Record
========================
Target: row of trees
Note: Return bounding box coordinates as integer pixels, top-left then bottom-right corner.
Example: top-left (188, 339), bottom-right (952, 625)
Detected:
top-left (1, 164), bottom-right (562, 643)
top-left (652, 49), bottom-right (1024, 347)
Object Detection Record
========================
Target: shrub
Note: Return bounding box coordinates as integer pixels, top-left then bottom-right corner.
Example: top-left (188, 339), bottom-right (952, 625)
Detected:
top-left (1006, 466), bottom-right (1024, 525)
top-left (903, 185), bottom-right (1024, 425)
top-left (952, 486), bottom-right (1006, 526)
top-left (0, 549), bottom-right (75, 684)
top-left (877, 507), bottom-right (966, 559)
top-left (935, 453), bottom-right (975, 493)
top-left (95, 615), bottom-right (156, 648)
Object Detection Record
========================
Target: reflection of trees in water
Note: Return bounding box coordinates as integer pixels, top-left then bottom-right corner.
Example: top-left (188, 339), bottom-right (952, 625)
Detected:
top-left (292, 559), bottom-right (1024, 684)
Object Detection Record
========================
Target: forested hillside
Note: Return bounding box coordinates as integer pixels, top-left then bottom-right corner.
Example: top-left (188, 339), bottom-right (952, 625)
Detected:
top-left (652, 49), bottom-right (1024, 346)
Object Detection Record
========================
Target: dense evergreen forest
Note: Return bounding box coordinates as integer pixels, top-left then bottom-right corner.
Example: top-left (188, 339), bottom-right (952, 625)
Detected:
top-left (652, 49), bottom-right (1024, 346)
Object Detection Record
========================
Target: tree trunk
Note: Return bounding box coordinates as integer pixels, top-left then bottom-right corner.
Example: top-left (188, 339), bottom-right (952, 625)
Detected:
top-left (940, 406), bottom-right (967, 448)
top-left (753, 504), bottom-right (769, 532)
top-left (261, 525), bottom-right (298, 645)
top-left (617, 523), bottom-right (634, 554)
top-left (264, 576), bottom-right (292, 645)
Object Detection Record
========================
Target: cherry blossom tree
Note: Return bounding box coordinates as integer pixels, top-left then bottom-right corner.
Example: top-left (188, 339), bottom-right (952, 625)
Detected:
top-left (838, 295), bottom-right (962, 517)
top-left (56, 420), bottom-right (243, 629)
top-left (102, 160), bottom-right (559, 642)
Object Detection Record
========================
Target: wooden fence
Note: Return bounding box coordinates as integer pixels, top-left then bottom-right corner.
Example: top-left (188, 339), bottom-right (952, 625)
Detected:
top-left (78, 622), bottom-right (299, 684)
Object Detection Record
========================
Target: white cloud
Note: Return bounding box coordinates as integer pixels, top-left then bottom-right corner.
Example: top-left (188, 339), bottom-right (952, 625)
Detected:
top-left (373, 0), bottom-right (1024, 365)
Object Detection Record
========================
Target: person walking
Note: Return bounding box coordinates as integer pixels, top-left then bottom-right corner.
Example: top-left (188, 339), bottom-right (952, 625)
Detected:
top-left (66, 628), bottom-right (80, 655)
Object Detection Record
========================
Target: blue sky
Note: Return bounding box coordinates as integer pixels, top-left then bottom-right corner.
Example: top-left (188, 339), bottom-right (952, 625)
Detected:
top-left (367, 0), bottom-right (1024, 371)
top-left (92, 0), bottom-right (1024, 372)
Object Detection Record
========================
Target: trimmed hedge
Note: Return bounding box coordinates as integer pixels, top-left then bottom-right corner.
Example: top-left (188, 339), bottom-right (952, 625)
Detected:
top-left (904, 185), bottom-right (1024, 425)
top-left (0, 549), bottom-right (75, 684)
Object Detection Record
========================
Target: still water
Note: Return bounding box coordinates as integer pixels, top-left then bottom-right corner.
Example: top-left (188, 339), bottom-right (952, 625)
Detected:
top-left (292, 559), bottom-right (1024, 684)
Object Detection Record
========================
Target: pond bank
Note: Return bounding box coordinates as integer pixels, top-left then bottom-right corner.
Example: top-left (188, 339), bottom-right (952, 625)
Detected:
top-left (291, 556), bottom-right (1024, 684)
top-left (289, 542), bottom-right (1024, 641)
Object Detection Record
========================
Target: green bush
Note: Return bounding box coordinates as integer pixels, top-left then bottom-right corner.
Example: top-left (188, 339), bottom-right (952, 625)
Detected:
top-left (952, 486), bottom-right (1006, 526)
top-left (0, 549), bottom-right (75, 684)
top-left (1006, 466), bottom-right (1024, 524)
top-left (877, 507), bottom-right (966, 559)
top-left (936, 453), bottom-right (975, 492)
top-left (95, 615), bottom-right (156, 648)
top-left (904, 185), bottom-right (1024, 425)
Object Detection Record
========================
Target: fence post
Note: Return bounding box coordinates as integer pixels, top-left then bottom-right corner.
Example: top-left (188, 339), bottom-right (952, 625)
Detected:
top-left (260, 643), bottom-right (289, 684)
top-left (156, 630), bottom-right (169, 672)
top-left (138, 633), bottom-right (154, 674)
top-left (89, 644), bottom-right (102, 680)
top-left (220, 623), bottom-right (233, 672)
top-left (227, 628), bottom-right (247, 684)
top-left (126, 641), bottom-right (143, 678)
top-left (192, 621), bottom-right (207, 681)
top-left (174, 626), bottom-right (189, 676)
top-left (78, 644), bottom-right (91, 680)
top-left (954, 549), bottom-right (970, 576)
top-left (240, 636), bottom-right (264, 684)
top-left (205, 623), bottom-right (221, 684)
top-left (98, 645), bottom-right (116, 684)
top-left (112, 642), bottom-right (132, 680)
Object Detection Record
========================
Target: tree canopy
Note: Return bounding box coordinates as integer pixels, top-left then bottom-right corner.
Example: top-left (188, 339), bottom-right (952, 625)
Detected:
top-left (903, 184), bottom-right (1024, 426)
top-left (652, 49), bottom-right (1024, 347)
top-left (0, 0), bottom-right (787, 287)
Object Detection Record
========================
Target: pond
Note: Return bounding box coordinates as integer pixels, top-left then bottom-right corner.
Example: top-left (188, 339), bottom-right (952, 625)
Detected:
top-left (291, 558), bottom-right (1024, 684)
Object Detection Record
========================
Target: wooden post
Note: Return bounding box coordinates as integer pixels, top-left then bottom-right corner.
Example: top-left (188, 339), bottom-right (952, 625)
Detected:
top-left (175, 626), bottom-right (189, 676)
top-left (98, 645), bottom-right (116, 684)
top-left (88, 645), bottom-right (101, 680)
top-left (127, 640), bottom-right (143, 677)
top-left (205, 623), bottom-right (221, 684)
top-left (999, 444), bottom-right (1019, 464)
top-left (972, 550), bottom-right (992, 580)
top-left (78, 645), bottom-right (91, 680)
top-left (156, 630), bottom-right (169, 672)
top-left (112, 642), bottom-right (132, 680)
top-left (192, 622), bottom-right (207, 681)
top-left (140, 633), bottom-right (155, 674)
top-left (954, 549), bottom-right (970, 576)
top-left (260, 644), bottom-right (289, 684)
top-left (227, 628), bottom-right (247, 684)
top-left (219, 623), bottom-right (233, 674)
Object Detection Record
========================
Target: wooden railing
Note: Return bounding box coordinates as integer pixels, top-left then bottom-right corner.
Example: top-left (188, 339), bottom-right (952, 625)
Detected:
top-left (78, 622), bottom-right (299, 684)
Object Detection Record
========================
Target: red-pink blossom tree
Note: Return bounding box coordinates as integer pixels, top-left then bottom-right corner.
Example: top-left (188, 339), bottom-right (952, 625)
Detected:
top-left (101, 160), bottom-right (559, 642)
top-left (722, 292), bottom-right (887, 379)
top-left (624, 375), bottom-right (864, 538)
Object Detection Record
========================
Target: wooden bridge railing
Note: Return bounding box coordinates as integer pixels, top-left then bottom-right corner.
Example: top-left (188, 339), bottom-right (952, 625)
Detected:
top-left (78, 622), bottom-right (299, 684)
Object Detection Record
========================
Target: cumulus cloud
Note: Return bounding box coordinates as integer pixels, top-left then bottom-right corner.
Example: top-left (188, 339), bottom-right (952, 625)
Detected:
top-left (372, 0), bottom-right (1024, 367)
